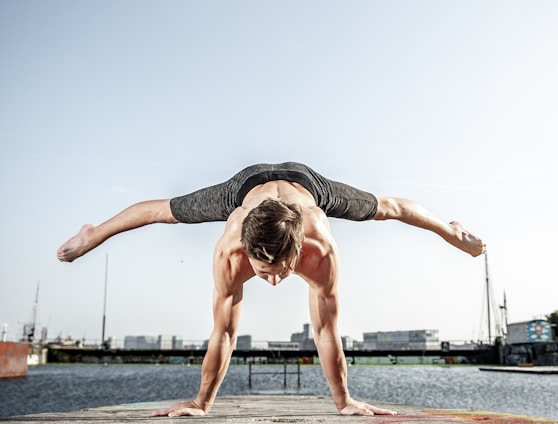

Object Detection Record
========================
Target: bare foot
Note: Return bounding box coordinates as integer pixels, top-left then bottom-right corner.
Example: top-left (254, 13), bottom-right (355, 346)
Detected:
top-left (57, 224), bottom-right (98, 262)
top-left (449, 221), bottom-right (486, 257)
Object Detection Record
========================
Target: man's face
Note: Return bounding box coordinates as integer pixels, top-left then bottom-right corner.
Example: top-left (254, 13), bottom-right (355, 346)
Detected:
top-left (248, 258), bottom-right (292, 286)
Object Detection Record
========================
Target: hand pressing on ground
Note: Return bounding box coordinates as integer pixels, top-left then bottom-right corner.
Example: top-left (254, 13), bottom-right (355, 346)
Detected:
top-left (339, 398), bottom-right (397, 416)
top-left (151, 400), bottom-right (207, 417)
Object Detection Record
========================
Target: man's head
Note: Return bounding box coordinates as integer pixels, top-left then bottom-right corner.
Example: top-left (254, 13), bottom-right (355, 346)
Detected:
top-left (240, 199), bottom-right (304, 273)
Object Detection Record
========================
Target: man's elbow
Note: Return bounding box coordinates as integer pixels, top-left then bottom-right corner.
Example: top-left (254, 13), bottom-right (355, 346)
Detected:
top-left (313, 329), bottom-right (340, 348)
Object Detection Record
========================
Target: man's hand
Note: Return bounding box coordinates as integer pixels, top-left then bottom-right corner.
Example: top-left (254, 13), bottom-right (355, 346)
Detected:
top-left (151, 400), bottom-right (206, 417)
top-left (339, 398), bottom-right (397, 416)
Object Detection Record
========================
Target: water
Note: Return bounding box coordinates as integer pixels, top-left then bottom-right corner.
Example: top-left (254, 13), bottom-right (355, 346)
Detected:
top-left (1, 364), bottom-right (557, 420)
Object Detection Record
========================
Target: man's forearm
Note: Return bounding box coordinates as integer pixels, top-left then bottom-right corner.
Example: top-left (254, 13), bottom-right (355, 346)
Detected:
top-left (315, 335), bottom-right (351, 411)
top-left (195, 333), bottom-right (235, 412)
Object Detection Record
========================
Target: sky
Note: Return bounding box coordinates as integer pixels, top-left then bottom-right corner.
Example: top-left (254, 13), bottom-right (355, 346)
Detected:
top-left (1, 1), bottom-right (557, 346)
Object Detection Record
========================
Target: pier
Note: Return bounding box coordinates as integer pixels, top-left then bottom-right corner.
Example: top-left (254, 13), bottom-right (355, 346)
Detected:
top-left (46, 345), bottom-right (499, 365)
top-left (2, 395), bottom-right (555, 423)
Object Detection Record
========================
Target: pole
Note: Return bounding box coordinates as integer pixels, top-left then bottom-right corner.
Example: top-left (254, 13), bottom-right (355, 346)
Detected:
top-left (30, 281), bottom-right (39, 343)
top-left (248, 362), bottom-right (252, 387)
top-left (485, 253), bottom-right (492, 344)
top-left (101, 254), bottom-right (109, 346)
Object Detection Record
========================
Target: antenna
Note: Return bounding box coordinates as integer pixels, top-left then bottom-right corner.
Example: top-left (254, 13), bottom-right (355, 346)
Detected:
top-left (1, 323), bottom-right (8, 342)
top-left (101, 254), bottom-right (109, 347)
top-left (499, 291), bottom-right (508, 337)
top-left (29, 281), bottom-right (40, 343)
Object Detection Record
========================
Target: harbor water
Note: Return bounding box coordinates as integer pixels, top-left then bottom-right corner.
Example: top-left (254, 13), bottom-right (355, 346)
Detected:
top-left (1, 364), bottom-right (557, 420)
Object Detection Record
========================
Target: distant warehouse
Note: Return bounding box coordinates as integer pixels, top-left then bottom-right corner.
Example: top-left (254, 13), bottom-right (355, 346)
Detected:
top-left (123, 335), bottom-right (183, 350)
top-left (362, 329), bottom-right (440, 350)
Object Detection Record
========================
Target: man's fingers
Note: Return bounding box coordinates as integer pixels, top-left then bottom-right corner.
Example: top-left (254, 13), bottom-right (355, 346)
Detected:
top-left (368, 405), bottom-right (397, 415)
top-left (168, 407), bottom-right (205, 417)
top-left (151, 403), bottom-right (206, 417)
top-left (151, 408), bottom-right (172, 417)
top-left (341, 400), bottom-right (397, 416)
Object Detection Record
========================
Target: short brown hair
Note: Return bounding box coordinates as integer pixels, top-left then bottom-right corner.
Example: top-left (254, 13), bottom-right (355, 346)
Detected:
top-left (241, 199), bottom-right (304, 270)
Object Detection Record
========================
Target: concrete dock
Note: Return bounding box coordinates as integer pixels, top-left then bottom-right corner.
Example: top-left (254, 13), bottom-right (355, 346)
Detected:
top-left (479, 366), bottom-right (558, 375)
top-left (2, 396), bottom-right (555, 423)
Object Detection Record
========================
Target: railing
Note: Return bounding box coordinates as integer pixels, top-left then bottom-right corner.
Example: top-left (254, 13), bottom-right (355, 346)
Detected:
top-left (248, 361), bottom-right (301, 388)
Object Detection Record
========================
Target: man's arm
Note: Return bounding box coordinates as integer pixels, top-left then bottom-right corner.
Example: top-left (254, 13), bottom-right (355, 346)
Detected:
top-left (151, 284), bottom-right (242, 417)
top-left (196, 281), bottom-right (243, 412)
top-left (152, 237), bottom-right (249, 418)
top-left (308, 282), bottom-right (396, 416)
top-left (305, 243), bottom-right (397, 416)
top-left (308, 277), bottom-right (350, 410)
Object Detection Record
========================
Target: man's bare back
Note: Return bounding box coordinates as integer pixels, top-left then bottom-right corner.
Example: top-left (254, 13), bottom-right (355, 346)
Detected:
top-left (211, 181), bottom-right (337, 288)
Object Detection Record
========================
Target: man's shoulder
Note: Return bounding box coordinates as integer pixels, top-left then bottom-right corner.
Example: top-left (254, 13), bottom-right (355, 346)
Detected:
top-left (213, 244), bottom-right (253, 291)
top-left (301, 205), bottom-right (331, 239)
top-left (226, 205), bottom-right (250, 225)
top-left (297, 208), bottom-right (338, 280)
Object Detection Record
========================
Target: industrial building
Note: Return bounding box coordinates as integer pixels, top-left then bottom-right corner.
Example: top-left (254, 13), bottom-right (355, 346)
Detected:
top-left (362, 329), bottom-right (440, 350)
top-left (123, 335), bottom-right (183, 350)
top-left (290, 323), bottom-right (316, 350)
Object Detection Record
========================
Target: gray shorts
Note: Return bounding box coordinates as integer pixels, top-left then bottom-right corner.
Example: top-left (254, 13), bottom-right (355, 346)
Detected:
top-left (170, 162), bottom-right (378, 223)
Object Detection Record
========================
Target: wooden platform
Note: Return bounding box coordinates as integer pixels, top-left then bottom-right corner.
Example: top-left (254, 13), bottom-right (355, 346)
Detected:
top-left (2, 395), bottom-right (555, 423)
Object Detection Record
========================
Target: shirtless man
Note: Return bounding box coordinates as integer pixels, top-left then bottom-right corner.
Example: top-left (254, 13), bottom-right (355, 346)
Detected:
top-left (57, 162), bottom-right (485, 417)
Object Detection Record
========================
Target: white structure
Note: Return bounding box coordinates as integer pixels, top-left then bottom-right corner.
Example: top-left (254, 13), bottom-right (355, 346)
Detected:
top-left (341, 336), bottom-right (354, 350)
top-left (172, 336), bottom-right (183, 350)
top-left (268, 341), bottom-right (300, 350)
top-left (124, 335), bottom-right (184, 350)
top-left (124, 335), bottom-right (159, 350)
top-left (158, 335), bottom-right (173, 350)
top-left (363, 329), bottom-right (440, 350)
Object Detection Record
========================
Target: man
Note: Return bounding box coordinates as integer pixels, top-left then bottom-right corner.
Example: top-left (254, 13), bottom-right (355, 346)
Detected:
top-left (58, 162), bottom-right (485, 417)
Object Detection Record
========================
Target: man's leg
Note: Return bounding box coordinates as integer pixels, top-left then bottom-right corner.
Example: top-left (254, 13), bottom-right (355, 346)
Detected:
top-left (57, 199), bottom-right (178, 262)
top-left (373, 196), bottom-right (486, 257)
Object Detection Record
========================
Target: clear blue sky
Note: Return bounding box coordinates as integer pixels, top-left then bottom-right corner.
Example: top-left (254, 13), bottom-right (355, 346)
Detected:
top-left (1, 1), bottom-right (557, 345)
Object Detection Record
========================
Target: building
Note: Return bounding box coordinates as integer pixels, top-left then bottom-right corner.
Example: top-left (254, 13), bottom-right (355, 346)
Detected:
top-left (341, 336), bottom-right (354, 350)
top-left (107, 337), bottom-right (124, 349)
top-left (236, 335), bottom-right (252, 350)
top-left (268, 341), bottom-right (300, 350)
top-left (291, 323), bottom-right (316, 350)
top-left (504, 320), bottom-right (556, 366)
top-left (506, 320), bottom-right (553, 344)
top-left (124, 335), bottom-right (159, 350)
top-left (158, 335), bottom-right (173, 350)
top-left (172, 336), bottom-right (183, 350)
top-left (124, 335), bottom-right (183, 350)
top-left (362, 329), bottom-right (440, 350)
